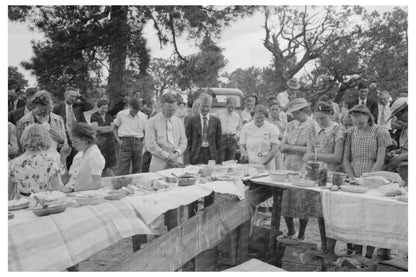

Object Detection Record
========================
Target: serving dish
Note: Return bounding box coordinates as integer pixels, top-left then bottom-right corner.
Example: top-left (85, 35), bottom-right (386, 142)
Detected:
top-left (8, 199), bottom-right (30, 211)
top-left (31, 204), bottom-right (67, 217)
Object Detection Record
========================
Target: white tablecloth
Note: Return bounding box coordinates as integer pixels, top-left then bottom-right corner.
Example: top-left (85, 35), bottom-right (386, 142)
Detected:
top-left (321, 189), bottom-right (408, 251)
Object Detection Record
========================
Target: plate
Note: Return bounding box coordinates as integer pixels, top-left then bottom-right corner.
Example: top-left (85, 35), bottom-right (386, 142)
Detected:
top-left (8, 199), bottom-right (30, 211)
top-left (292, 180), bottom-right (316, 187)
top-left (340, 185), bottom-right (369, 193)
top-left (73, 196), bottom-right (104, 206)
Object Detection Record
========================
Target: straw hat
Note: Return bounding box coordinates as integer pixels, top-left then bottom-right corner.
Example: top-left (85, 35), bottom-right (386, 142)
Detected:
top-left (389, 97), bottom-right (407, 119)
top-left (287, 98), bottom-right (309, 113)
top-left (286, 78), bottom-right (301, 90)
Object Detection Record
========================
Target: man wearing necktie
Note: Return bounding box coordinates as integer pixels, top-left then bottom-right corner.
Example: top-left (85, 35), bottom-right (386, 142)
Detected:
top-left (348, 82), bottom-right (379, 123)
top-left (145, 93), bottom-right (187, 172)
top-left (53, 87), bottom-right (94, 168)
top-left (184, 93), bottom-right (223, 165)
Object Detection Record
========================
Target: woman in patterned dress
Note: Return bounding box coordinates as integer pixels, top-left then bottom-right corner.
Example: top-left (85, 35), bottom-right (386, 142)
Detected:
top-left (303, 101), bottom-right (345, 256)
top-left (8, 124), bottom-right (65, 199)
top-left (280, 98), bottom-right (320, 240)
top-left (90, 100), bottom-right (117, 176)
top-left (343, 104), bottom-right (392, 258)
top-left (303, 102), bottom-right (344, 171)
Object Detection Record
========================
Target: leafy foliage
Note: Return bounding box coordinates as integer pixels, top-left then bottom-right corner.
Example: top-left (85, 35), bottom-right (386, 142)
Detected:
top-left (8, 66), bottom-right (29, 90)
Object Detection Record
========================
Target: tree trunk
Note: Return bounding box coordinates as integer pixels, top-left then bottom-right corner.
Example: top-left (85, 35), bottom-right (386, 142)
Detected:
top-left (107, 6), bottom-right (129, 110)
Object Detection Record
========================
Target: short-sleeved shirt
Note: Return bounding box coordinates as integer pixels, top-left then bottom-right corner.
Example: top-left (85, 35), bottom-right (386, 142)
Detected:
top-left (240, 109), bottom-right (252, 124)
top-left (307, 121), bottom-right (344, 171)
top-left (217, 110), bottom-right (241, 135)
top-left (277, 91), bottom-right (289, 110)
top-left (114, 109), bottom-right (147, 138)
top-left (344, 125), bottom-right (392, 177)
top-left (240, 121), bottom-right (279, 169)
top-left (9, 151), bottom-right (65, 194)
top-left (282, 117), bottom-right (319, 171)
top-left (66, 144), bottom-right (105, 189)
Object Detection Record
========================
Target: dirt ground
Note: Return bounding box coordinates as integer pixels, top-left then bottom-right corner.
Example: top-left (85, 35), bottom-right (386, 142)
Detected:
top-left (78, 215), bottom-right (407, 271)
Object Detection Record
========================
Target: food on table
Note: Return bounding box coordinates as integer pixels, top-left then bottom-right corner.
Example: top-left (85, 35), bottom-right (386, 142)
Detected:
top-left (198, 177), bottom-right (208, 183)
top-left (199, 165), bottom-right (215, 177)
top-left (8, 212), bottom-right (14, 220)
top-left (361, 171), bottom-right (402, 184)
top-left (104, 190), bottom-right (129, 201)
top-left (340, 184), bottom-right (369, 193)
top-left (31, 205), bottom-right (67, 217)
top-left (152, 179), bottom-right (172, 191)
top-left (397, 195), bottom-right (408, 203)
top-left (378, 183), bottom-right (405, 197)
top-left (111, 177), bottom-right (133, 189)
top-left (269, 170), bottom-right (298, 182)
top-left (354, 176), bottom-right (390, 189)
top-left (69, 190), bottom-right (106, 206)
top-left (33, 191), bottom-right (68, 207)
top-left (8, 198), bottom-right (30, 210)
top-left (330, 185), bottom-right (340, 191)
top-left (176, 173), bottom-right (198, 186)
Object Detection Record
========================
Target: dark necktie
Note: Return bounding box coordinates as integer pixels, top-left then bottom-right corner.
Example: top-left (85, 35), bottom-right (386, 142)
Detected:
top-left (202, 116), bottom-right (208, 145)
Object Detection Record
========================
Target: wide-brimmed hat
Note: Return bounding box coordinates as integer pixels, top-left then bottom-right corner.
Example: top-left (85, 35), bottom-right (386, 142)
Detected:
top-left (388, 97), bottom-right (408, 120)
top-left (348, 104), bottom-right (372, 117)
top-left (287, 78), bottom-right (301, 90)
top-left (287, 98), bottom-right (309, 113)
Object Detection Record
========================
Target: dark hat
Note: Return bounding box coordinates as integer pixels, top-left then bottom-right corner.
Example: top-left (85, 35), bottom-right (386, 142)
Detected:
top-left (268, 100), bottom-right (281, 108)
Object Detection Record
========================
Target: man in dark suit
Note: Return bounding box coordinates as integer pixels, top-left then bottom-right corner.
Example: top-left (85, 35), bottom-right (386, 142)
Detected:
top-left (53, 86), bottom-right (94, 167)
top-left (8, 87), bottom-right (38, 125)
top-left (184, 93), bottom-right (223, 165)
top-left (348, 82), bottom-right (379, 123)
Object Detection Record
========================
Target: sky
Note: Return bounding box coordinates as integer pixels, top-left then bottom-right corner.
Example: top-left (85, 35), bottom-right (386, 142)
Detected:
top-left (8, 5), bottom-right (401, 87)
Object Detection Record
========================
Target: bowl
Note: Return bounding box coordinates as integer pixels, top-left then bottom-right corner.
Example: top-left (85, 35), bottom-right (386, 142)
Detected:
top-left (288, 172), bottom-right (301, 182)
top-left (111, 177), bottom-right (133, 190)
top-left (177, 176), bottom-right (197, 186)
top-left (31, 204), bottom-right (67, 217)
top-left (269, 171), bottom-right (289, 182)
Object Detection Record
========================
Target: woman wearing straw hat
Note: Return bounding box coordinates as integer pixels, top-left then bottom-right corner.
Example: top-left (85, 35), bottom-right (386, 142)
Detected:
top-left (279, 98), bottom-right (319, 240)
top-left (386, 97), bottom-right (408, 183)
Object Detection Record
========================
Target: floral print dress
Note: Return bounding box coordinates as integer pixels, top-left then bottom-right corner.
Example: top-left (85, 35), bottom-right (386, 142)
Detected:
top-left (9, 151), bottom-right (65, 194)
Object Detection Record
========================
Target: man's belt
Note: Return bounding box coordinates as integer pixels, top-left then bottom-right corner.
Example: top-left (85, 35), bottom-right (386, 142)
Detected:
top-left (120, 136), bottom-right (143, 141)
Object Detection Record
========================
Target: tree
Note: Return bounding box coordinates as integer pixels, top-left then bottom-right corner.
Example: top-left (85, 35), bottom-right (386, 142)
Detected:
top-left (9, 5), bottom-right (256, 108)
top-left (8, 66), bottom-right (29, 89)
top-left (176, 35), bottom-right (227, 90)
top-left (146, 58), bottom-right (179, 100)
top-left (263, 6), bottom-right (355, 92)
top-left (304, 6), bottom-right (408, 103)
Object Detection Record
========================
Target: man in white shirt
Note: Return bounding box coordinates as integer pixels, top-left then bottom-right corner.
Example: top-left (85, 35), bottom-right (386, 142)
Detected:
top-left (113, 98), bottom-right (147, 175)
top-left (217, 97), bottom-right (242, 161)
top-left (240, 95), bottom-right (256, 125)
top-left (145, 93), bottom-right (187, 172)
top-left (277, 78), bottom-right (301, 113)
top-left (378, 90), bottom-right (392, 129)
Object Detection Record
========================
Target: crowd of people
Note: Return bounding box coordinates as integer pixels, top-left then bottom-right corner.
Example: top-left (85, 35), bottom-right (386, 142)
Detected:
top-left (8, 77), bottom-right (408, 260)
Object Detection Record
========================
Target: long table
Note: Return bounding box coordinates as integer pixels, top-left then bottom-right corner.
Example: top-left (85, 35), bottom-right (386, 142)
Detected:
top-left (250, 176), bottom-right (408, 253)
top-left (8, 169), bottom-right (256, 271)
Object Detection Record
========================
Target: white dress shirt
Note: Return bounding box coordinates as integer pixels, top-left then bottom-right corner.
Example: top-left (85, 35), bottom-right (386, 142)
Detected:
top-left (378, 103), bottom-right (392, 129)
top-left (218, 110), bottom-right (241, 136)
top-left (114, 109), bottom-right (147, 138)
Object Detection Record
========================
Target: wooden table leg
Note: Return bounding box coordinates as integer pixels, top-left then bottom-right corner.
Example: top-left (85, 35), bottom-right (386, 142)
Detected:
top-left (267, 187), bottom-right (283, 265)
top-left (194, 192), bottom-right (217, 271)
top-left (318, 217), bottom-right (327, 253)
top-left (236, 219), bottom-right (251, 264)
